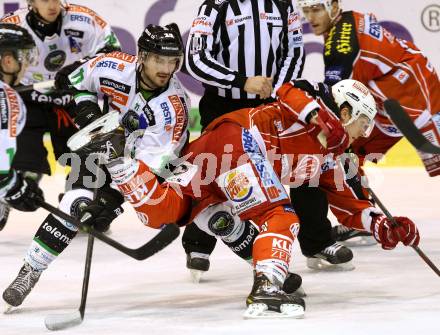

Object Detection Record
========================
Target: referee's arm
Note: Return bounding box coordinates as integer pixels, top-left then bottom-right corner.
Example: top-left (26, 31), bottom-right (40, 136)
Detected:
top-left (273, 2), bottom-right (305, 93)
top-left (185, 2), bottom-right (248, 90)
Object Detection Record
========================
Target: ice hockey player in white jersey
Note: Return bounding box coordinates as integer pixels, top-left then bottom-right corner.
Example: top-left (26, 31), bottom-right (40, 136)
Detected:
top-left (2, 23), bottom-right (189, 311)
top-left (66, 27), bottom-right (190, 173)
top-left (0, 0), bottom-right (121, 230)
top-left (0, 23), bottom-right (44, 231)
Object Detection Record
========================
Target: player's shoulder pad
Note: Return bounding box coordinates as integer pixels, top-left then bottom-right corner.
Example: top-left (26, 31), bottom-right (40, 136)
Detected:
top-left (65, 4), bottom-right (109, 29)
top-left (1, 8), bottom-right (27, 24)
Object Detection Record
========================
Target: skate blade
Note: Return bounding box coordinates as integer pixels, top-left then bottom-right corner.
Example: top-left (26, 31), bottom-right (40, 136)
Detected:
top-left (243, 303), bottom-right (304, 319)
top-left (306, 258), bottom-right (355, 272)
top-left (339, 235), bottom-right (377, 247)
top-left (190, 269), bottom-right (205, 283)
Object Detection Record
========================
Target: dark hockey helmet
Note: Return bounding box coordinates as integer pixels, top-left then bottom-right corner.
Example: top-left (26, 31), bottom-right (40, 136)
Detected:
top-left (137, 24), bottom-right (184, 57)
top-left (0, 23), bottom-right (38, 67)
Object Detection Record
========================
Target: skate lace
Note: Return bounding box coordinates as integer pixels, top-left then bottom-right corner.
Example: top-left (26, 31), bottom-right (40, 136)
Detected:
top-left (335, 225), bottom-right (351, 234)
top-left (323, 243), bottom-right (343, 256)
top-left (10, 264), bottom-right (39, 295)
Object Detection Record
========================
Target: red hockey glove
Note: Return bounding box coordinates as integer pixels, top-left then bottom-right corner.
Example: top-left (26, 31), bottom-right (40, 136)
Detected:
top-left (371, 214), bottom-right (420, 250)
top-left (308, 110), bottom-right (349, 155)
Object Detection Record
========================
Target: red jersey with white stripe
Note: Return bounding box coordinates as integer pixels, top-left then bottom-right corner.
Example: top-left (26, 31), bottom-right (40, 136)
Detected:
top-left (324, 11), bottom-right (440, 137)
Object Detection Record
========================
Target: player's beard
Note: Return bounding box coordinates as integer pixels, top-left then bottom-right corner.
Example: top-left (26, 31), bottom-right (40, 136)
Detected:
top-left (140, 70), bottom-right (170, 90)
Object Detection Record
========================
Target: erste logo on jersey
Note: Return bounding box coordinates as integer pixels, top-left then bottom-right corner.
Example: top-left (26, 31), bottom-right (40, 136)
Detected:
top-left (67, 5), bottom-right (107, 29)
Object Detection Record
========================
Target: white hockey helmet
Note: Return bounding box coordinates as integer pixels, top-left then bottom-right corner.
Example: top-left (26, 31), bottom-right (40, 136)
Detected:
top-left (297, 0), bottom-right (341, 19)
top-left (332, 79), bottom-right (377, 137)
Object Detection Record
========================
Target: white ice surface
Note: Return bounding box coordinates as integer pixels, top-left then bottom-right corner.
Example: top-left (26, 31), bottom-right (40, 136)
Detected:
top-left (1, 168), bottom-right (439, 335)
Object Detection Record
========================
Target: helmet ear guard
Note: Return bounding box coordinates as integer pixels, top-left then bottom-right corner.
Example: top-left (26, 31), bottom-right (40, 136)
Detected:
top-left (331, 79), bottom-right (377, 137)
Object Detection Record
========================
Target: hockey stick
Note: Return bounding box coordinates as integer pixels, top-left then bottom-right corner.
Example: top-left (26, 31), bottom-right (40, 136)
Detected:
top-left (45, 167), bottom-right (101, 332)
top-left (45, 234), bottom-right (95, 331)
top-left (15, 80), bottom-right (55, 93)
top-left (366, 187), bottom-right (440, 277)
top-left (37, 200), bottom-right (180, 261)
top-left (384, 99), bottom-right (440, 154)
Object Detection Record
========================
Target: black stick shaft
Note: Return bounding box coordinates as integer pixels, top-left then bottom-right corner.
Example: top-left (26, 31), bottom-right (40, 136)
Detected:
top-left (79, 234), bottom-right (94, 319)
top-left (367, 187), bottom-right (440, 277)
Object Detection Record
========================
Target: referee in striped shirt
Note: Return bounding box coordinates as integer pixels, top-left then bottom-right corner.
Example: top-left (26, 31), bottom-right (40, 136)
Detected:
top-left (183, 0), bottom-right (305, 275)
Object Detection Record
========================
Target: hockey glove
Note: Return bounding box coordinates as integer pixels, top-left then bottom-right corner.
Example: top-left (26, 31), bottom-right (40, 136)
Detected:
top-left (54, 60), bottom-right (86, 91)
top-left (371, 214), bottom-right (420, 250)
top-left (74, 100), bottom-right (103, 129)
top-left (4, 172), bottom-right (44, 212)
top-left (80, 186), bottom-right (124, 232)
top-left (307, 110), bottom-right (349, 155)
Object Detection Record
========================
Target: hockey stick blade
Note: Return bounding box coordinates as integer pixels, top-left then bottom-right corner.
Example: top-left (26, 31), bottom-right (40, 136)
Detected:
top-left (45, 311), bottom-right (82, 331)
top-left (384, 99), bottom-right (440, 154)
top-left (38, 200), bottom-right (180, 260)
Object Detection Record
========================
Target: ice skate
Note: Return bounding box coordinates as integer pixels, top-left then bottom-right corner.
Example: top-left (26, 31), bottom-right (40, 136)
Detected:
top-left (186, 252), bottom-right (210, 283)
top-left (332, 225), bottom-right (377, 247)
top-left (3, 262), bottom-right (42, 308)
top-left (306, 242), bottom-right (354, 271)
top-left (244, 273), bottom-right (305, 319)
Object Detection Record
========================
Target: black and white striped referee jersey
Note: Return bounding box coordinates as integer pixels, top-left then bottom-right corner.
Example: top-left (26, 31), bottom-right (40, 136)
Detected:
top-left (186, 0), bottom-right (305, 100)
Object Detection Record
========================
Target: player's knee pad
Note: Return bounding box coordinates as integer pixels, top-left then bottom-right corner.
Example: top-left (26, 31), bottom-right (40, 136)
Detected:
top-left (58, 188), bottom-right (94, 229)
top-left (193, 203), bottom-right (258, 262)
top-left (25, 213), bottom-right (79, 271)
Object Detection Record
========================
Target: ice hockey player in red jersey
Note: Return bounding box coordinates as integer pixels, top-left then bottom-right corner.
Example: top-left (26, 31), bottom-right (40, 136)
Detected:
top-left (77, 79), bottom-right (420, 318)
top-left (298, 0), bottom-right (440, 242)
top-left (0, 24), bottom-right (43, 229)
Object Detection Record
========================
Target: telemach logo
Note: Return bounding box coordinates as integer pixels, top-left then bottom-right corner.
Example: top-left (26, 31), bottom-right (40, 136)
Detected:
top-left (42, 222), bottom-right (72, 245)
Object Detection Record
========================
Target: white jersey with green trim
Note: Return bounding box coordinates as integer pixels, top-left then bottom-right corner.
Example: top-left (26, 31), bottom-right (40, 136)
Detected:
top-left (69, 51), bottom-right (191, 173)
top-left (1, 4), bottom-right (120, 85)
top-left (0, 81), bottom-right (27, 197)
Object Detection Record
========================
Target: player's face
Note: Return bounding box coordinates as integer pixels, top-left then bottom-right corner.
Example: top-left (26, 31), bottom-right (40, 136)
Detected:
top-left (342, 111), bottom-right (373, 143)
top-left (32, 0), bottom-right (62, 23)
top-left (0, 51), bottom-right (31, 86)
top-left (140, 53), bottom-right (181, 90)
top-left (301, 5), bottom-right (333, 35)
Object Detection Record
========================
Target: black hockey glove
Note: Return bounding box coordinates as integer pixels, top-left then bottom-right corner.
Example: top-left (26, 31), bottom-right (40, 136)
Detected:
top-left (74, 100), bottom-right (103, 129)
top-left (4, 172), bottom-right (44, 212)
top-left (79, 186), bottom-right (124, 232)
top-left (54, 60), bottom-right (86, 91)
